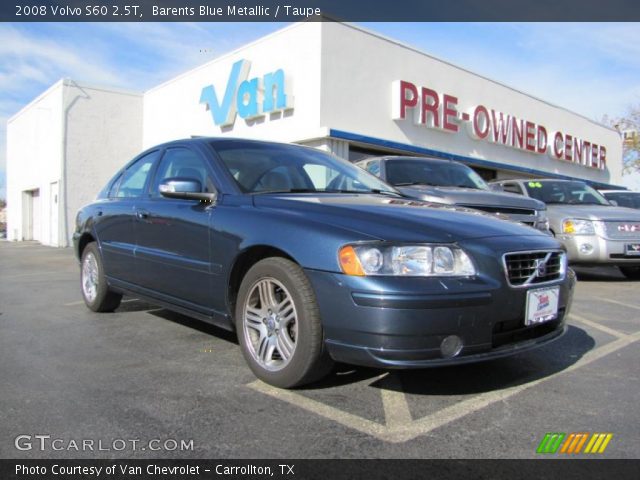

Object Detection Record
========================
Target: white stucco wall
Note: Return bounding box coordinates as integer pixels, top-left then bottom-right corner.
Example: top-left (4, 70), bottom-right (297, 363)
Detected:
top-left (6, 81), bottom-right (63, 244)
top-left (62, 81), bottom-right (143, 246)
top-left (318, 22), bottom-right (623, 185)
top-left (6, 80), bottom-right (143, 247)
top-left (143, 22), bottom-right (324, 148)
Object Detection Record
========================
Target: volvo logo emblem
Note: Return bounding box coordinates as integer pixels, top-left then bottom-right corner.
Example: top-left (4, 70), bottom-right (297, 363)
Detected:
top-left (534, 259), bottom-right (547, 277)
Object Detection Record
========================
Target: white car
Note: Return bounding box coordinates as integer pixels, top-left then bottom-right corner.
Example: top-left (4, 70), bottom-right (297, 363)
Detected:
top-left (491, 179), bottom-right (640, 279)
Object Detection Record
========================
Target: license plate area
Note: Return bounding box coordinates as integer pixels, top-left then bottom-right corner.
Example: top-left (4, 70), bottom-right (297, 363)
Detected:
top-left (625, 243), bottom-right (640, 256)
top-left (525, 286), bottom-right (559, 326)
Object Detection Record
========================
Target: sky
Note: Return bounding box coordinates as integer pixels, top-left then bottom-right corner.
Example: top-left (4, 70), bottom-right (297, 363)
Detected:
top-left (2, 21), bottom-right (640, 199)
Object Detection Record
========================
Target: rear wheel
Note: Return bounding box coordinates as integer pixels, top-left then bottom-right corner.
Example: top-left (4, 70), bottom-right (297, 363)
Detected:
top-left (620, 266), bottom-right (640, 280)
top-left (81, 242), bottom-right (122, 312)
top-left (235, 257), bottom-right (333, 388)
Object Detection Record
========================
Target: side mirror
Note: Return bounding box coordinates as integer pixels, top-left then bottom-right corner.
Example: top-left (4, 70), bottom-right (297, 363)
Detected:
top-left (159, 177), bottom-right (217, 203)
top-left (489, 184), bottom-right (503, 192)
top-left (609, 200), bottom-right (618, 206)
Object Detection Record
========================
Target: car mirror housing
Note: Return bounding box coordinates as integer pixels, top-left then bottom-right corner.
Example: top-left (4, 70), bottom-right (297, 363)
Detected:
top-left (159, 177), bottom-right (217, 203)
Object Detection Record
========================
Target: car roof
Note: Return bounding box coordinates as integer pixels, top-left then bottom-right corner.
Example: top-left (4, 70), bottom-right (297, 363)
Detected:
top-left (600, 189), bottom-right (634, 193)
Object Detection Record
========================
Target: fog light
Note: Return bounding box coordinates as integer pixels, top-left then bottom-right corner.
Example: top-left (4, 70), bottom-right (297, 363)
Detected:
top-left (440, 335), bottom-right (463, 358)
top-left (579, 243), bottom-right (594, 254)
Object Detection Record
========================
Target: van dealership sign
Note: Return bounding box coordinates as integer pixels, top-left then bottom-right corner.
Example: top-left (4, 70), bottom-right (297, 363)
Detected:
top-left (393, 80), bottom-right (607, 170)
top-left (200, 59), bottom-right (293, 128)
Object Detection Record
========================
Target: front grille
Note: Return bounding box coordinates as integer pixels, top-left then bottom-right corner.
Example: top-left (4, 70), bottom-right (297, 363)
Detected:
top-left (458, 205), bottom-right (536, 216)
top-left (458, 204), bottom-right (537, 226)
top-left (503, 250), bottom-right (565, 287)
top-left (603, 221), bottom-right (640, 240)
top-left (492, 315), bottom-right (563, 348)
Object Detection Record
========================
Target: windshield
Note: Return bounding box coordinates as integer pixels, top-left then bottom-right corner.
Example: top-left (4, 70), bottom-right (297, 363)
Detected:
top-left (211, 140), bottom-right (399, 195)
top-left (385, 159), bottom-right (490, 190)
top-left (524, 181), bottom-right (610, 205)
top-left (604, 192), bottom-right (640, 209)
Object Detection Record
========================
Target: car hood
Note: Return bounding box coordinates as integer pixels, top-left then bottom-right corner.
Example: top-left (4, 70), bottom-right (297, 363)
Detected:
top-left (252, 193), bottom-right (546, 242)
top-left (396, 185), bottom-right (544, 210)
top-left (547, 204), bottom-right (640, 221)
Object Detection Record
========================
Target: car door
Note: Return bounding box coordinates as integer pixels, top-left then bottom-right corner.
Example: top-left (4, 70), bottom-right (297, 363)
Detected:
top-left (134, 146), bottom-right (215, 312)
top-left (95, 151), bottom-right (159, 285)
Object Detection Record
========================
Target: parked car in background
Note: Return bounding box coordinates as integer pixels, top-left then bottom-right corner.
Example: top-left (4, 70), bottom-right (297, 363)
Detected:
top-left (74, 139), bottom-right (575, 388)
top-left (600, 190), bottom-right (640, 210)
top-left (356, 156), bottom-right (549, 232)
top-left (491, 179), bottom-right (640, 279)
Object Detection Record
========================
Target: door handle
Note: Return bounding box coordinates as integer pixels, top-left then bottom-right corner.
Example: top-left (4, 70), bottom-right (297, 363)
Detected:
top-left (136, 210), bottom-right (150, 220)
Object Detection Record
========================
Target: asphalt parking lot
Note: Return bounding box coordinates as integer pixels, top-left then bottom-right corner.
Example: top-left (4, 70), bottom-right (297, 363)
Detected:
top-left (1, 241), bottom-right (638, 459)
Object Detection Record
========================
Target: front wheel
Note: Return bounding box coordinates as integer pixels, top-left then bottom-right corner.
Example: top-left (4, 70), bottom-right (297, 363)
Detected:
top-left (620, 266), bottom-right (640, 280)
top-left (235, 257), bottom-right (333, 388)
top-left (81, 242), bottom-right (122, 312)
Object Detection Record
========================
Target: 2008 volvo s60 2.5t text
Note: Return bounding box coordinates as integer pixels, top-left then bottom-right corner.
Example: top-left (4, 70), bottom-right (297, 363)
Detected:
top-left (74, 138), bottom-right (575, 388)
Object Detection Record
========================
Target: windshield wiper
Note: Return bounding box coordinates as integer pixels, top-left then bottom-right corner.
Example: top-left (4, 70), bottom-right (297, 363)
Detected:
top-left (254, 188), bottom-right (403, 197)
top-left (370, 189), bottom-right (403, 197)
top-left (253, 188), bottom-right (320, 194)
top-left (324, 188), bottom-right (403, 197)
top-left (394, 181), bottom-right (436, 186)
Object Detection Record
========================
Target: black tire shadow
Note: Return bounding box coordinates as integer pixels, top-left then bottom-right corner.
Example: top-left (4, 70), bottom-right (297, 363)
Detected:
top-left (117, 298), bottom-right (239, 345)
top-left (371, 325), bottom-right (596, 396)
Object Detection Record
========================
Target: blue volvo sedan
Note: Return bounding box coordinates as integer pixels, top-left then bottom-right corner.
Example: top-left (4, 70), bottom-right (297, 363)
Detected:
top-left (74, 138), bottom-right (575, 388)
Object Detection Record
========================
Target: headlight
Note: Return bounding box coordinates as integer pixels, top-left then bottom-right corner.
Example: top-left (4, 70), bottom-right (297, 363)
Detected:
top-left (536, 211), bottom-right (550, 231)
top-left (562, 219), bottom-right (595, 235)
top-left (338, 244), bottom-right (476, 277)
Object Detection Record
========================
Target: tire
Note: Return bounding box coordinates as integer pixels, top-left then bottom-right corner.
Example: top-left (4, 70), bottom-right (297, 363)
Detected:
top-left (80, 242), bottom-right (122, 312)
top-left (235, 257), bottom-right (333, 388)
top-left (620, 266), bottom-right (640, 280)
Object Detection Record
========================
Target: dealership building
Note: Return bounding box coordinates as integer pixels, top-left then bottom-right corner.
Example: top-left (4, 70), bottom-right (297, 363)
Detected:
top-left (6, 21), bottom-right (623, 247)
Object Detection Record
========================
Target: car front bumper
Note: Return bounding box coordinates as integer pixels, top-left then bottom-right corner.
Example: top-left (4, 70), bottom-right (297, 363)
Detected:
top-left (557, 233), bottom-right (640, 266)
top-left (305, 266), bottom-right (575, 369)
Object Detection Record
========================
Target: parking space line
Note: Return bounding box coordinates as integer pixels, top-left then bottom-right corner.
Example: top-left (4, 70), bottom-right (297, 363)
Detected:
top-left (248, 330), bottom-right (640, 443)
top-left (597, 297), bottom-right (640, 311)
top-left (380, 373), bottom-right (413, 428)
top-left (248, 380), bottom-right (386, 438)
top-left (568, 313), bottom-right (629, 339)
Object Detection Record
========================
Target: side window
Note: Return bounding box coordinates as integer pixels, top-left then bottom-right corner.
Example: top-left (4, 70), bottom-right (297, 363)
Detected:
top-left (151, 147), bottom-right (216, 197)
top-left (115, 151), bottom-right (159, 198)
top-left (107, 173), bottom-right (123, 198)
top-left (502, 183), bottom-right (523, 195)
top-left (365, 160), bottom-right (380, 176)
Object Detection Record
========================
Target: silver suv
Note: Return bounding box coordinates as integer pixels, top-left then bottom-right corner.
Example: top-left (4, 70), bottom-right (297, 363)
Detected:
top-left (357, 157), bottom-right (549, 232)
top-left (491, 179), bottom-right (640, 279)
